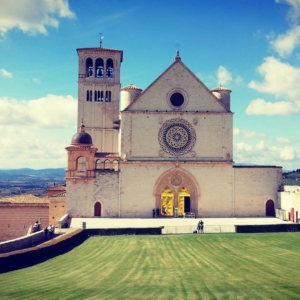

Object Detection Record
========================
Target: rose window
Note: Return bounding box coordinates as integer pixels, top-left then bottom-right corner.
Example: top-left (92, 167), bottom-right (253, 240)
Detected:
top-left (158, 119), bottom-right (196, 156)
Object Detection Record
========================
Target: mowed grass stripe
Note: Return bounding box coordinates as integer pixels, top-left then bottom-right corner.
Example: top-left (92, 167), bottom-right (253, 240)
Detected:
top-left (1, 233), bottom-right (300, 299)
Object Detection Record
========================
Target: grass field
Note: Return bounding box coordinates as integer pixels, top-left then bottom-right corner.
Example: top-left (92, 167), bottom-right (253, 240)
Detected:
top-left (1, 233), bottom-right (300, 299)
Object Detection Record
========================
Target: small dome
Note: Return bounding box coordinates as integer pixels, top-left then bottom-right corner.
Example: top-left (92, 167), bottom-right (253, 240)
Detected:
top-left (211, 85), bottom-right (231, 92)
top-left (121, 83), bottom-right (142, 91)
top-left (71, 122), bottom-right (93, 146)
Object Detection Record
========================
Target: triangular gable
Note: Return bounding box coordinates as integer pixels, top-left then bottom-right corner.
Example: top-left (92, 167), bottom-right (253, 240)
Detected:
top-left (124, 59), bottom-right (228, 112)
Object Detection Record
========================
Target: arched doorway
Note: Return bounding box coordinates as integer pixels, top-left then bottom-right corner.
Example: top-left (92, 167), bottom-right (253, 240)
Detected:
top-left (154, 169), bottom-right (200, 217)
top-left (266, 199), bottom-right (275, 217)
top-left (161, 187), bottom-right (174, 217)
top-left (94, 202), bottom-right (101, 217)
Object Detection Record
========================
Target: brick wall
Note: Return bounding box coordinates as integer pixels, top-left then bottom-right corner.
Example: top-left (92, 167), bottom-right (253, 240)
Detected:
top-left (0, 205), bottom-right (49, 242)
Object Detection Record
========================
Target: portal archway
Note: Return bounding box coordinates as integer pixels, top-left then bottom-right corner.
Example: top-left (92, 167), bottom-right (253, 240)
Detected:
top-left (154, 169), bottom-right (199, 217)
top-left (266, 199), bottom-right (275, 217)
top-left (94, 202), bottom-right (101, 217)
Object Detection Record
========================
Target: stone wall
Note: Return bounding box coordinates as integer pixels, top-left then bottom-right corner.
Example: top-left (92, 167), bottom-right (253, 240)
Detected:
top-left (0, 230), bottom-right (44, 254)
top-left (49, 197), bottom-right (66, 227)
top-left (233, 166), bottom-right (282, 217)
top-left (279, 186), bottom-right (300, 221)
top-left (66, 170), bottom-right (119, 218)
top-left (119, 161), bottom-right (234, 218)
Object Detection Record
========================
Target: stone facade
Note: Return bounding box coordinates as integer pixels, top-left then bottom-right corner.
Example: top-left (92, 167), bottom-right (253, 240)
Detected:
top-left (65, 46), bottom-right (282, 219)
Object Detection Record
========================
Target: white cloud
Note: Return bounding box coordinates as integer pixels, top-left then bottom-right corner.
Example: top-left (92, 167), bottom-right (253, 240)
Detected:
top-left (0, 69), bottom-right (12, 78)
top-left (0, 0), bottom-right (75, 36)
top-left (280, 146), bottom-right (296, 160)
top-left (0, 93), bottom-right (77, 169)
top-left (234, 140), bottom-right (299, 167)
top-left (0, 124), bottom-right (70, 169)
top-left (233, 128), bottom-right (256, 139)
top-left (235, 142), bottom-right (252, 152)
top-left (33, 78), bottom-right (41, 84)
top-left (256, 140), bottom-right (266, 150)
top-left (245, 98), bottom-right (300, 116)
top-left (217, 66), bottom-right (232, 86)
top-left (276, 137), bottom-right (292, 144)
top-left (248, 57), bottom-right (300, 100)
top-left (270, 25), bottom-right (300, 57)
top-left (0, 94), bottom-right (77, 128)
top-left (276, 0), bottom-right (300, 24)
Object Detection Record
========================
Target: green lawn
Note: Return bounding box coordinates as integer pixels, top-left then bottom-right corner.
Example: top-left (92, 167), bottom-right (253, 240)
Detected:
top-left (1, 233), bottom-right (300, 299)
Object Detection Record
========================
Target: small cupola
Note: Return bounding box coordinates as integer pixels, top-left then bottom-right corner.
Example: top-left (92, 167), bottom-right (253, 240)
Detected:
top-left (120, 83), bottom-right (142, 111)
top-left (71, 121), bottom-right (93, 146)
top-left (211, 85), bottom-right (232, 111)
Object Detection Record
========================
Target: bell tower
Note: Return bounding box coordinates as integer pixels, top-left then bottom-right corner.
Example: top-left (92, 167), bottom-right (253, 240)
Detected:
top-left (77, 40), bottom-right (123, 153)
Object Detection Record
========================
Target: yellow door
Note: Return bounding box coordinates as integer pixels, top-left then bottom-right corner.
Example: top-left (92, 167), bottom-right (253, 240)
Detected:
top-left (161, 187), bottom-right (174, 216)
top-left (178, 187), bottom-right (190, 217)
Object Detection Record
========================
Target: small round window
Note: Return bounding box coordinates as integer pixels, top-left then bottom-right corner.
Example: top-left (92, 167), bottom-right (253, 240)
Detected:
top-left (170, 92), bottom-right (184, 107)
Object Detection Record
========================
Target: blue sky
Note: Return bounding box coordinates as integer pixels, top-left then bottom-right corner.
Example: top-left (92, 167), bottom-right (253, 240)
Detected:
top-left (0, 0), bottom-right (299, 170)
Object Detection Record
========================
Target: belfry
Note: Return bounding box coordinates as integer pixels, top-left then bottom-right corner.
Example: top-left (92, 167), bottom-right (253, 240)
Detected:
top-left (65, 42), bottom-right (282, 219)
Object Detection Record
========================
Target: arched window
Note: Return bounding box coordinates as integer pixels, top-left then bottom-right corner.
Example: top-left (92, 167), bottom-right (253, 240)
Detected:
top-left (113, 160), bottom-right (119, 171)
top-left (104, 160), bottom-right (111, 169)
top-left (94, 202), bottom-right (101, 217)
top-left (105, 91), bottom-right (111, 102)
top-left (96, 58), bottom-right (104, 78)
top-left (94, 91), bottom-right (103, 102)
top-left (95, 159), bottom-right (103, 169)
top-left (106, 58), bottom-right (114, 78)
top-left (86, 58), bottom-right (93, 77)
top-left (77, 157), bottom-right (86, 172)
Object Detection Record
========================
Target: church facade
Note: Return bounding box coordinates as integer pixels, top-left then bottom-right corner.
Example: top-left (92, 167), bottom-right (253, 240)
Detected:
top-left (65, 45), bottom-right (282, 218)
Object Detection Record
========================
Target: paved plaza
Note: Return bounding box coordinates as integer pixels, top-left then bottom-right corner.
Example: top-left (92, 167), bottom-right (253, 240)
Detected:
top-left (70, 217), bottom-right (288, 234)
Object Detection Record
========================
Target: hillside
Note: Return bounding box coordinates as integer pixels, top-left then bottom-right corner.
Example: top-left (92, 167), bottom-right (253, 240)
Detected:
top-left (0, 168), bottom-right (65, 179)
top-left (283, 168), bottom-right (300, 186)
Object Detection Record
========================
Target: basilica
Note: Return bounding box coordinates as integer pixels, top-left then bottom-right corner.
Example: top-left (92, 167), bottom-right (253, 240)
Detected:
top-left (65, 45), bottom-right (282, 219)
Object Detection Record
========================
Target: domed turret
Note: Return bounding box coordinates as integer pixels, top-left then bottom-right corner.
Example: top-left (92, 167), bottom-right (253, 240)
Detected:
top-left (120, 84), bottom-right (142, 111)
top-left (211, 85), bottom-right (231, 111)
top-left (71, 121), bottom-right (93, 146)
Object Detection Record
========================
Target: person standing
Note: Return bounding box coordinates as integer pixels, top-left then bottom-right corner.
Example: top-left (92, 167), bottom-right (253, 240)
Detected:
top-left (197, 221), bottom-right (201, 233)
top-left (44, 227), bottom-right (49, 240)
top-left (200, 220), bottom-right (204, 233)
top-left (152, 208), bottom-right (155, 218)
top-left (163, 207), bottom-right (167, 217)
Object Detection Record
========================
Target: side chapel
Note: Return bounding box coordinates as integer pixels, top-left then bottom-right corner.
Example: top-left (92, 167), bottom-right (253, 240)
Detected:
top-left (65, 45), bottom-right (282, 218)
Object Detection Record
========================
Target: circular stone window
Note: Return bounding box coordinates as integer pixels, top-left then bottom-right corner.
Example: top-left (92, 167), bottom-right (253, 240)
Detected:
top-left (170, 92), bottom-right (184, 107)
top-left (158, 119), bottom-right (196, 156)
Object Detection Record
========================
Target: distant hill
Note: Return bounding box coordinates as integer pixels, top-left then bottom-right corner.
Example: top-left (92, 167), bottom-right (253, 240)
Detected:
top-left (283, 168), bottom-right (300, 186)
top-left (0, 168), bottom-right (66, 179)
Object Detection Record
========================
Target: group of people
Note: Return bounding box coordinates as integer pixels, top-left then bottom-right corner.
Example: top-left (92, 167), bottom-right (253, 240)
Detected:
top-left (43, 225), bottom-right (55, 240)
top-left (197, 220), bottom-right (204, 233)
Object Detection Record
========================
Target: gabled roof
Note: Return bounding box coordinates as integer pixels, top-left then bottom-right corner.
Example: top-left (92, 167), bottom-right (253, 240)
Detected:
top-left (47, 185), bottom-right (66, 192)
top-left (124, 57), bottom-right (228, 111)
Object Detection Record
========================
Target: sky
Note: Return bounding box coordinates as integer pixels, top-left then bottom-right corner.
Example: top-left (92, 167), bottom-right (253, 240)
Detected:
top-left (0, 0), bottom-right (300, 171)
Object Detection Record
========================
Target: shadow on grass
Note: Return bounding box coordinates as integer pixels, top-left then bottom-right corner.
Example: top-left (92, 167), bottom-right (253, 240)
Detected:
top-left (0, 229), bottom-right (88, 274)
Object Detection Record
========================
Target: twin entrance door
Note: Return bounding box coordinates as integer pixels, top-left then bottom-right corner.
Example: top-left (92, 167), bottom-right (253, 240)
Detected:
top-left (161, 186), bottom-right (191, 217)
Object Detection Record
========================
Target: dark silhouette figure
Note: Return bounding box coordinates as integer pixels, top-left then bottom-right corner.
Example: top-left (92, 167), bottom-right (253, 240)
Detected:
top-left (152, 209), bottom-right (155, 218)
